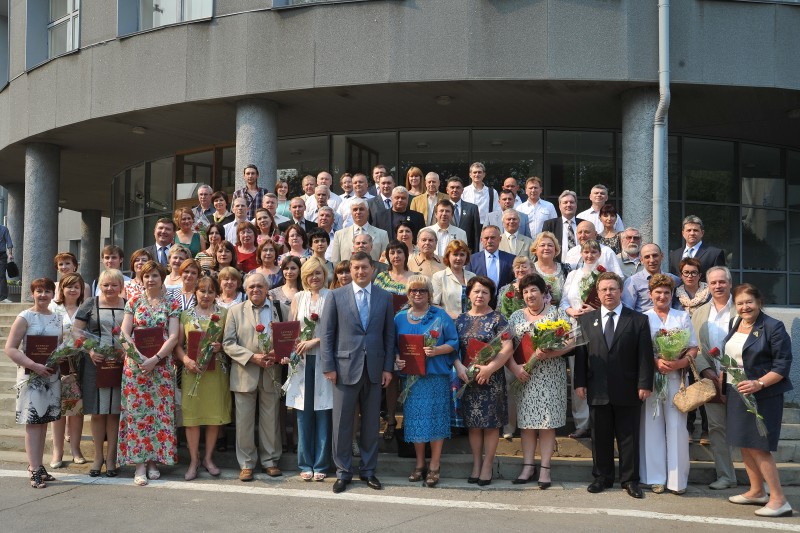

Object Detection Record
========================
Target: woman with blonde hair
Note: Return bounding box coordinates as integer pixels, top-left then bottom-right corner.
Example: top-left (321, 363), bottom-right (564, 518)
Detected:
top-left (431, 240), bottom-right (474, 320)
top-left (530, 231), bottom-right (569, 306)
top-left (405, 166), bottom-right (425, 198)
top-left (174, 207), bottom-right (203, 257)
top-left (216, 266), bottom-right (244, 309)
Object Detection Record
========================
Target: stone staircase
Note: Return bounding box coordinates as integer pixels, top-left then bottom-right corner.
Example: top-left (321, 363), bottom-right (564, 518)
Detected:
top-left (1, 302), bottom-right (799, 483)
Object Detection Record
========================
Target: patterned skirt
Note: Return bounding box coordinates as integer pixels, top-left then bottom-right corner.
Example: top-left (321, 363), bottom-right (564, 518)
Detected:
top-left (16, 373), bottom-right (61, 425)
top-left (461, 370), bottom-right (508, 429)
top-left (403, 374), bottom-right (451, 443)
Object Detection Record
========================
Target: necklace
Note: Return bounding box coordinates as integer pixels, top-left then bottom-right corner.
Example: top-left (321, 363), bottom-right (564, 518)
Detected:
top-left (408, 306), bottom-right (430, 321)
top-left (527, 304), bottom-right (546, 317)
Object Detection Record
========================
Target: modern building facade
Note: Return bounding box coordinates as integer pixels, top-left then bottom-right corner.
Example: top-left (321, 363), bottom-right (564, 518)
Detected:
top-left (0, 0), bottom-right (799, 307)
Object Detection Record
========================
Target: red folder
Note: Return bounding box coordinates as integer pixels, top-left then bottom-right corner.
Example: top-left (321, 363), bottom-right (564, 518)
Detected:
top-left (134, 327), bottom-right (166, 366)
top-left (398, 334), bottom-right (427, 376)
top-left (187, 329), bottom-right (215, 371)
top-left (24, 335), bottom-right (58, 375)
top-left (96, 359), bottom-right (123, 388)
top-left (512, 333), bottom-right (535, 365)
top-left (271, 321), bottom-right (301, 361)
top-left (392, 294), bottom-right (408, 314)
top-left (464, 338), bottom-right (489, 367)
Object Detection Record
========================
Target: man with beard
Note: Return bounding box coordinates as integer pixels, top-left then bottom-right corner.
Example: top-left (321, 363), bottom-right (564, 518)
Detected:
top-left (617, 228), bottom-right (644, 278)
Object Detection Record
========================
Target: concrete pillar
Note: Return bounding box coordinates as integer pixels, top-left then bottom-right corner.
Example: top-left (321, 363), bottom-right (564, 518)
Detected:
top-left (80, 209), bottom-right (102, 287)
top-left (621, 87), bottom-right (666, 247)
top-left (235, 99), bottom-right (278, 192)
top-left (6, 183), bottom-right (24, 278)
top-left (22, 143), bottom-right (60, 301)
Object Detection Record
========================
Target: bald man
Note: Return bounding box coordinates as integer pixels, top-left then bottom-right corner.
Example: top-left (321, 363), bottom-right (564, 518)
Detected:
top-left (563, 220), bottom-right (624, 276)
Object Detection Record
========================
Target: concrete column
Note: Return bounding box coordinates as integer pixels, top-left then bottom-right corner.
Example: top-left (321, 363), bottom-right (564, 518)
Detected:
top-left (6, 183), bottom-right (24, 277)
top-left (235, 99), bottom-right (278, 192)
top-left (621, 87), bottom-right (666, 246)
top-left (80, 209), bottom-right (102, 287)
top-left (22, 143), bottom-right (60, 301)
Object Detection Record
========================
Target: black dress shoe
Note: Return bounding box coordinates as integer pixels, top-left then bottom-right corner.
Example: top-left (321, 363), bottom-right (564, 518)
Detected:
top-left (359, 475), bottom-right (383, 490)
top-left (623, 482), bottom-right (644, 499)
top-left (587, 480), bottom-right (612, 493)
top-left (467, 477), bottom-right (479, 484)
top-left (477, 478), bottom-right (492, 487)
top-left (332, 479), bottom-right (350, 493)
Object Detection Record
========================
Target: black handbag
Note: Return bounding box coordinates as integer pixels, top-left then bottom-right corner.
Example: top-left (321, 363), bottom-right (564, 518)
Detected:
top-left (6, 261), bottom-right (18, 278)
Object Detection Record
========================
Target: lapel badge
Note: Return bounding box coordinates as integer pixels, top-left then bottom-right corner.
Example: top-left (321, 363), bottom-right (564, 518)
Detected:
top-left (593, 319), bottom-right (599, 327)
top-left (753, 331), bottom-right (759, 338)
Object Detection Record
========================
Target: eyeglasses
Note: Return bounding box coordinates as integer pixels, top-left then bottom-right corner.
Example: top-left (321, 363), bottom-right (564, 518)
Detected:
top-left (409, 288), bottom-right (429, 294)
top-left (682, 271), bottom-right (700, 277)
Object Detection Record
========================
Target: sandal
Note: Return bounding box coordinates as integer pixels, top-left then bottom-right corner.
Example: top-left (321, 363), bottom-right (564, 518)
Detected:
top-left (147, 465), bottom-right (161, 480)
top-left (383, 423), bottom-right (397, 441)
top-left (30, 467), bottom-right (46, 489)
top-left (105, 469), bottom-right (118, 478)
top-left (37, 466), bottom-right (55, 482)
top-left (408, 465), bottom-right (428, 482)
top-left (300, 472), bottom-right (313, 481)
top-left (425, 468), bottom-right (440, 488)
top-left (134, 474), bottom-right (148, 486)
top-left (313, 473), bottom-right (326, 482)
top-left (90, 460), bottom-right (105, 477)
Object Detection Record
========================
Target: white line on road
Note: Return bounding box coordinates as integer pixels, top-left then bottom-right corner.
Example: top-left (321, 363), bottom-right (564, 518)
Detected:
top-left (0, 469), bottom-right (795, 531)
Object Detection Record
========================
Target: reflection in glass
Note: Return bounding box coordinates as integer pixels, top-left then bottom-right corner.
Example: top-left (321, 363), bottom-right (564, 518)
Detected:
top-left (399, 131), bottom-right (469, 185)
top-left (683, 138), bottom-right (736, 203)
top-left (790, 275), bottom-right (800, 306)
top-left (48, 21), bottom-right (68, 57)
top-left (741, 144), bottom-right (783, 208)
top-left (128, 165), bottom-right (145, 219)
top-left (138, 0), bottom-right (211, 31)
top-left (124, 218), bottom-right (143, 259)
top-left (50, 0), bottom-right (70, 21)
top-left (277, 136), bottom-right (330, 197)
top-left (668, 136), bottom-right (680, 201)
top-left (742, 272), bottom-right (786, 306)
top-left (789, 212), bottom-right (800, 273)
top-left (177, 151), bottom-right (212, 201)
top-left (668, 201), bottom-right (683, 254)
top-left (113, 172), bottom-right (126, 221)
top-left (332, 132), bottom-right (397, 184)
top-left (219, 147), bottom-right (236, 196)
top-left (685, 203), bottom-right (739, 269)
top-left (471, 130), bottom-right (543, 193)
top-left (112, 222), bottom-right (124, 253)
top-left (741, 208), bottom-right (785, 271)
top-left (148, 157), bottom-right (174, 213)
top-left (788, 151), bottom-right (800, 210)
top-left (546, 131), bottom-right (614, 200)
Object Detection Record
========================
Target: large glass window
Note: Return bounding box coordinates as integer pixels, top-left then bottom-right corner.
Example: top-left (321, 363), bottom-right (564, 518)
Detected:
top-left (47, 0), bottom-right (79, 58)
top-left (683, 138), bottom-right (736, 204)
top-left (332, 132), bottom-right (397, 185)
top-left (741, 207), bottom-right (786, 271)
top-left (148, 157), bottom-right (174, 213)
top-left (471, 130), bottom-right (543, 193)
top-left (277, 136), bottom-right (330, 197)
top-left (684, 202), bottom-right (739, 269)
top-left (218, 147), bottom-right (236, 197)
top-left (399, 130), bottom-right (468, 184)
top-left (176, 150), bottom-right (212, 202)
top-left (546, 131), bottom-right (615, 201)
top-left (119, 0), bottom-right (213, 35)
top-left (788, 150), bottom-right (800, 210)
top-left (0, 1), bottom-right (9, 88)
top-left (741, 144), bottom-right (783, 208)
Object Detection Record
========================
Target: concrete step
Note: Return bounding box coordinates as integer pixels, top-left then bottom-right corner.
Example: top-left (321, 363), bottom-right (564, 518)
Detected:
top-left (0, 427), bottom-right (93, 455)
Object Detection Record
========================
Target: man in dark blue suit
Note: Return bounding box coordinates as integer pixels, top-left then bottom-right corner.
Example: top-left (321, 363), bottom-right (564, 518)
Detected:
top-left (468, 225), bottom-right (515, 300)
top-left (446, 177), bottom-right (482, 252)
top-left (319, 252), bottom-right (395, 493)
top-left (668, 215), bottom-right (726, 281)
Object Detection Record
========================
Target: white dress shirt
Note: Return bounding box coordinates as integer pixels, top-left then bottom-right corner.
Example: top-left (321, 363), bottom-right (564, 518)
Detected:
top-left (424, 224), bottom-right (468, 256)
top-left (707, 297), bottom-right (732, 372)
top-left (559, 216), bottom-right (579, 257)
top-left (682, 240), bottom-right (704, 259)
top-left (564, 243), bottom-right (624, 277)
top-left (462, 184), bottom-right (500, 225)
top-left (577, 206), bottom-right (625, 234)
top-left (517, 198), bottom-right (557, 236)
top-left (601, 303), bottom-right (624, 332)
top-left (305, 192), bottom-right (343, 213)
top-left (337, 193), bottom-right (375, 228)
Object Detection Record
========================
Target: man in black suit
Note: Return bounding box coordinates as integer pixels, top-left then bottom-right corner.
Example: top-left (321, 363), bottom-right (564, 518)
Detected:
top-left (541, 190), bottom-right (585, 262)
top-left (367, 164), bottom-right (387, 197)
top-left (146, 217), bottom-right (176, 266)
top-left (467, 225), bottom-right (515, 300)
top-left (668, 215), bottom-right (725, 281)
top-left (278, 197), bottom-right (318, 234)
top-left (446, 177), bottom-right (482, 252)
top-left (373, 187), bottom-right (425, 242)
top-left (574, 272), bottom-right (654, 499)
top-left (368, 174), bottom-right (396, 224)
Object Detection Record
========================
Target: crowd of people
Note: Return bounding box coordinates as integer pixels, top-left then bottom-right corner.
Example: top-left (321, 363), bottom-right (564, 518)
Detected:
top-left (3, 162), bottom-right (793, 518)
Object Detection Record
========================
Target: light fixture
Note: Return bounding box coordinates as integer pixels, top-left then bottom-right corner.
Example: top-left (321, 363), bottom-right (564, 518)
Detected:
top-left (490, 139), bottom-right (503, 147)
top-left (416, 142), bottom-right (429, 149)
top-left (131, 126), bottom-right (147, 135)
top-left (435, 95), bottom-right (451, 106)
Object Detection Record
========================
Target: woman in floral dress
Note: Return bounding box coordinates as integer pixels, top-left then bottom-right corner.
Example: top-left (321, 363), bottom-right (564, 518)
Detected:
top-left (454, 276), bottom-right (513, 486)
top-left (119, 260), bottom-right (180, 486)
top-left (175, 276), bottom-right (230, 481)
top-left (4, 278), bottom-right (63, 488)
top-left (507, 274), bottom-right (574, 489)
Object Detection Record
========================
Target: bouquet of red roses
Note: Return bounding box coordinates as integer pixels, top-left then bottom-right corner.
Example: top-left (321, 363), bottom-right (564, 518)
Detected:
top-left (281, 312), bottom-right (320, 395)
top-left (75, 327), bottom-right (123, 361)
top-left (187, 313), bottom-right (224, 397)
top-left (578, 264), bottom-right (606, 309)
top-left (651, 327), bottom-right (690, 417)
top-left (509, 318), bottom-right (578, 395)
top-left (455, 327), bottom-right (511, 399)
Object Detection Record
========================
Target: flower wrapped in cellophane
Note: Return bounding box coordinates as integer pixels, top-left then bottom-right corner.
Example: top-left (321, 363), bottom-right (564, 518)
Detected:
top-left (398, 317), bottom-right (441, 404)
top-left (186, 313), bottom-right (224, 397)
top-left (709, 346), bottom-right (767, 436)
top-left (651, 327), bottom-right (690, 417)
top-left (455, 327), bottom-right (511, 399)
top-left (281, 313), bottom-right (320, 396)
top-left (509, 318), bottom-right (583, 396)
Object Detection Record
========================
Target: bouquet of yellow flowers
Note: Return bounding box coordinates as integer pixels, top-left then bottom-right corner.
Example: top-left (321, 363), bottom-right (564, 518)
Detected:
top-left (509, 318), bottom-right (581, 395)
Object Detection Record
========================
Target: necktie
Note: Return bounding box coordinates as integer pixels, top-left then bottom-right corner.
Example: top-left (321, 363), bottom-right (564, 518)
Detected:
top-left (355, 226), bottom-right (362, 236)
top-left (604, 311), bottom-right (616, 348)
top-left (487, 253), bottom-right (498, 286)
top-left (453, 203), bottom-right (460, 225)
top-left (158, 246), bottom-right (168, 265)
top-left (566, 220), bottom-right (576, 250)
top-left (508, 233), bottom-right (516, 252)
top-left (357, 288), bottom-right (369, 329)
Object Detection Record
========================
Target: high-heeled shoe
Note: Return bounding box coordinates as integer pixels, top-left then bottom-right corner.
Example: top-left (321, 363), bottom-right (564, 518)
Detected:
top-left (89, 461), bottom-right (105, 477)
top-left (477, 477), bottom-right (492, 487)
top-left (512, 464), bottom-right (537, 485)
top-left (538, 465), bottom-right (551, 489)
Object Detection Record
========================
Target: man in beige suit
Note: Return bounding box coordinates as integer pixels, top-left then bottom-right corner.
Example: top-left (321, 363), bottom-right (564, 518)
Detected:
top-left (410, 172), bottom-right (448, 225)
top-left (499, 208), bottom-right (534, 259)
top-left (691, 266), bottom-right (738, 490)
top-left (331, 198), bottom-right (389, 263)
top-left (222, 273), bottom-right (282, 482)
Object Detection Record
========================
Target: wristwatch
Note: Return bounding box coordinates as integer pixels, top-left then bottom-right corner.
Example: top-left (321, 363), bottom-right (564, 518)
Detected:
top-left (757, 380), bottom-right (765, 389)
